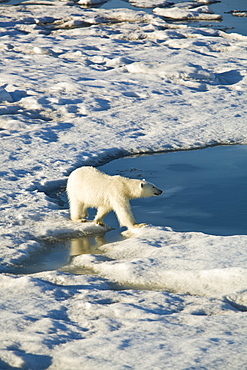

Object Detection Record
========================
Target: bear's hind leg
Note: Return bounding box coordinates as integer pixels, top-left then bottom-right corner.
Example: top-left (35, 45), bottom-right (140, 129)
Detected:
top-left (79, 208), bottom-right (88, 223)
top-left (94, 206), bottom-right (110, 226)
top-left (69, 199), bottom-right (88, 222)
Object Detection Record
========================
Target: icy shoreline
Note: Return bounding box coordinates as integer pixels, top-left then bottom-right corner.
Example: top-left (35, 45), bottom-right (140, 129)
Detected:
top-left (0, 2), bottom-right (247, 369)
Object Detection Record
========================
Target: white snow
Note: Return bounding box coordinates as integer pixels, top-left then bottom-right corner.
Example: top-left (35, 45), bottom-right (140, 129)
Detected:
top-left (0, 2), bottom-right (247, 369)
top-left (78, 0), bottom-right (106, 5)
top-left (153, 5), bottom-right (222, 21)
top-left (231, 11), bottom-right (247, 18)
top-left (128, 0), bottom-right (172, 9)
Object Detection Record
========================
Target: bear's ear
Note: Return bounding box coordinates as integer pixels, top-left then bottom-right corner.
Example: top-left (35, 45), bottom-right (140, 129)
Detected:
top-left (140, 180), bottom-right (145, 189)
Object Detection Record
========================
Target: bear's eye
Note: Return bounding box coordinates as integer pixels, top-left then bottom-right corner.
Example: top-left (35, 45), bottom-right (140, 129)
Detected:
top-left (141, 183), bottom-right (144, 188)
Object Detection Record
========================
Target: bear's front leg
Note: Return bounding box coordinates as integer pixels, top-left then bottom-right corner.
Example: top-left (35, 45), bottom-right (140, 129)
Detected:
top-left (112, 200), bottom-right (138, 230)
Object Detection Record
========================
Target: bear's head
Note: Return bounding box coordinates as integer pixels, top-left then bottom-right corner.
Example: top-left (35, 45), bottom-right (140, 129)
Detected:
top-left (139, 180), bottom-right (162, 197)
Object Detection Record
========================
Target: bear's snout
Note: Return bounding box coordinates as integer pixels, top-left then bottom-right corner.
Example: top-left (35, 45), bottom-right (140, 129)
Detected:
top-left (155, 189), bottom-right (162, 196)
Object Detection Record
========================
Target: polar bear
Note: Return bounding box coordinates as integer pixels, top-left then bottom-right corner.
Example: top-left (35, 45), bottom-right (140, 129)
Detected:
top-left (66, 166), bottom-right (162, 230)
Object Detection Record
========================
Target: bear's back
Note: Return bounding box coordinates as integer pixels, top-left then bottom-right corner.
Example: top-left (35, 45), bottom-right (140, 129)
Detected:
top-left (70, 166), bottom-right (108, 182)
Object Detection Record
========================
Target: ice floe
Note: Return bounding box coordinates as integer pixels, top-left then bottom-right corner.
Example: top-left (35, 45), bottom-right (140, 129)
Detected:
top-left (128, 0), bottom-right (173, 9)
top-left (0, 2), bottom-right (247, 369)
top-left (153, 5), bottom-right (222, 21)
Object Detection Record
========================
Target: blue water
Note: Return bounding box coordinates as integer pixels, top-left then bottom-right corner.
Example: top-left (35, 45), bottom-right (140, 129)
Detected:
top-left (100, 145), bottom-right (247, 236)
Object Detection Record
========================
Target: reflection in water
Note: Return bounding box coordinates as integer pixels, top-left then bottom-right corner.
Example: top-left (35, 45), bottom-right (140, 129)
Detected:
top-left (12, 231), bottom-right (120, 275)
top-left (70, 235), bottom-right (106, 257)
top-left (62, 234), bottom-right (113, 275)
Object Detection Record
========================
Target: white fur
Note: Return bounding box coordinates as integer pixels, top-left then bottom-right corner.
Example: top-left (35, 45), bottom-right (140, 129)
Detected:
top-left (66, 166), bottom-right (162, 229)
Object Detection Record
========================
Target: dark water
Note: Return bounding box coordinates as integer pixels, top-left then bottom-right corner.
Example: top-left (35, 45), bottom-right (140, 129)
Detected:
top-left (13, 144), bottom-right (247, 274)
top-left (100, 144), bottom-right (247, 237)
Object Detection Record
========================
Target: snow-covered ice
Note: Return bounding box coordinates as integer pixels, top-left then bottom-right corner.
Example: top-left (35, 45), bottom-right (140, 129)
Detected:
top-left (0, 2), bottom-right (247, 369)
top-left (153, 5), bottom-right (222, 21)
top-left (127, 0), bottom-right (173, 9)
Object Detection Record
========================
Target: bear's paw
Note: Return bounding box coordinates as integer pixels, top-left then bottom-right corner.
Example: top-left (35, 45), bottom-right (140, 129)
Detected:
top-left (132, 223), bottom-right (147, 228)
top-left (80, 218), bottom-right (88, 223)
top-left (94, 220), bottom-right (106, 227)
